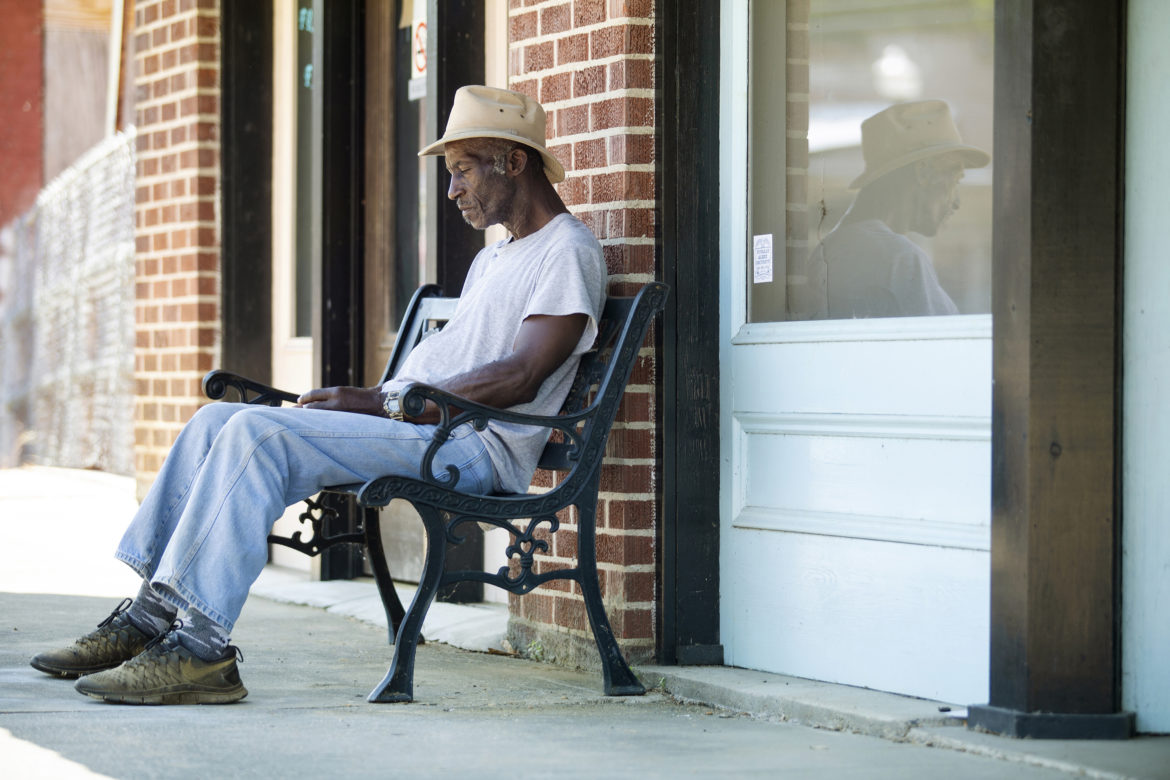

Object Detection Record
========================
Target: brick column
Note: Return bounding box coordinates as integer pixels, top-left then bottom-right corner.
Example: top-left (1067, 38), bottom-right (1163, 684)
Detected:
top-left (0, 2), bottom-right (43, 226)
top-left (132, 0), bottom-right (221, 499)
top-left (507, 0), bottom-right (658, 667)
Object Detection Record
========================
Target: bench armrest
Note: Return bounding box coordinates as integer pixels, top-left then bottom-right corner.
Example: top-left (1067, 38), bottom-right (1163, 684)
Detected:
top-left (400, 382), bottom-right (594, 490)
top-left (202, 370), bottom-right (300, 407)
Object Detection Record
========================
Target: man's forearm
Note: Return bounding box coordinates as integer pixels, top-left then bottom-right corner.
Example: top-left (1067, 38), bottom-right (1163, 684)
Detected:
top-left (399, 312), bottom-right (589, 419)
top-left (295, 386), bottom-right (385, 416)
top-left (386, 358), bottom-right (538, 425)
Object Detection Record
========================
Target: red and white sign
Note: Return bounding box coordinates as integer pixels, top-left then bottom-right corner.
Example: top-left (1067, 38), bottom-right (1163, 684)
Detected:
top-left (407, 3), bottom-right (427, 102)
top-left (412, 20), bottom-right (427, 79)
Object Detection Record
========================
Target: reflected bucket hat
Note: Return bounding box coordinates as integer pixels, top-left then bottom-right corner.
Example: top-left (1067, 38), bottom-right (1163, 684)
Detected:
top-left (850, 100), bottom-right (989, 189)
top-left (419, 85), bottom-right (565, 183)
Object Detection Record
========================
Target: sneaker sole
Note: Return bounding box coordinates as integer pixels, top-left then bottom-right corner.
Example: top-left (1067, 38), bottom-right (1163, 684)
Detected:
top-left (30, 659), bottom-right (120, 680)
top-left (75, 683), bottom-right (248, 705)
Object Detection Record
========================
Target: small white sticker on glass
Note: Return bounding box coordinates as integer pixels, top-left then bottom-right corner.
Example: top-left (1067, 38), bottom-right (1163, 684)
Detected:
top-left (753, 234), bottom-right (773, 284)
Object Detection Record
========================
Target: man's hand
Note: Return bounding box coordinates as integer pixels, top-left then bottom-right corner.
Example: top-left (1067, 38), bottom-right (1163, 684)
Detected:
top-left (296, 385), bottom-right (386, 416)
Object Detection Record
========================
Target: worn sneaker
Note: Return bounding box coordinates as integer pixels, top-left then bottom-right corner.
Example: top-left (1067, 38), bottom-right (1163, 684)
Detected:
top-left (74, 633), bottom-right (247, 705)
top-left (30, 598), bottom-right (155, 679)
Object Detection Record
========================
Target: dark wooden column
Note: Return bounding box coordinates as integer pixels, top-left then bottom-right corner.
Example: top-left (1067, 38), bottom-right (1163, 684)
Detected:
top-left (220, 0), bottom-right (273, 380)
top-left (656, 0), bottom-right (723, 666)
top-left (422, 0), bottom-right (485, 601)
top-left (320, 0), bottom-right (365, 391)
top-left (424, 0), bottom-right (485, 295)
top-left (968, 0), bottom-right (1132, 739)
top-left (317, 0), bottom-right (366, 580)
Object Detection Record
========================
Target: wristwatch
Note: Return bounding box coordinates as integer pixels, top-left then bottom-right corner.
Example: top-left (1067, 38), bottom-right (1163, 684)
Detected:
top-left (381, 390), bottom-right (404, 421)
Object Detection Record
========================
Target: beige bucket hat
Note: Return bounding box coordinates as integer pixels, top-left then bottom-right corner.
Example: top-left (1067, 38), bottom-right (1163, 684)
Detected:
top-left (849, 100), bottom-right (989, 190)
top-left (419, 85), bottom-right (565, 183)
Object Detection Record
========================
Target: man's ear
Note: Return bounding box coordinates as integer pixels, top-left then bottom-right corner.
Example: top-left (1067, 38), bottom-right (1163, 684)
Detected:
top-left (506, 146), bottom-right (530, 178)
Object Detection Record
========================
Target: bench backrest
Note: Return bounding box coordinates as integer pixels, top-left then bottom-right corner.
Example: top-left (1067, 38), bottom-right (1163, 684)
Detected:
top-left (377, 284), bottom-right (455, 386)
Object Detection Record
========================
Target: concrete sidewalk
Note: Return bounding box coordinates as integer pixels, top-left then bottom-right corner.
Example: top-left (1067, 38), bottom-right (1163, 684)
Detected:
top-left (3, 466), bottom-right (1168, 779)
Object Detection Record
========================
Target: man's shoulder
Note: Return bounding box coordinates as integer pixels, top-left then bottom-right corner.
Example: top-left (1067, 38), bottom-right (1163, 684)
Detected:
top-left (507, 213), bottom-right (604, 275)
top-left (538, 212), bottom-right (602, 250)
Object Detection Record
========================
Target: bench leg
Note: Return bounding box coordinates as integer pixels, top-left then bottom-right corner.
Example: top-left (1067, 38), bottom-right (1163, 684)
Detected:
top-left (577, 503), bottom-right (646, 697)
top-left (367, 503), bottom-right (445, 703)
top-left (362, 507), bottom-right (406, 643)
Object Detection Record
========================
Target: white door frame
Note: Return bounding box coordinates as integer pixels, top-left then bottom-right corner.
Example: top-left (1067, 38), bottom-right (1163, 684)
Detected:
top-left (1122, 0), bottom-right (1170, 734)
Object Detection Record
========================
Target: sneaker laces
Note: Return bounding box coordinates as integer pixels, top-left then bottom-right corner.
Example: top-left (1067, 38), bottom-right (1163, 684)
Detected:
top-left (74, 598), bottom-right (136, 650)
top-left (95, 597), bottom-right (133, 629)
top-left (140, 620), bottom-right (244, 664)
top-left (143, 618), bottom-right (184, 652)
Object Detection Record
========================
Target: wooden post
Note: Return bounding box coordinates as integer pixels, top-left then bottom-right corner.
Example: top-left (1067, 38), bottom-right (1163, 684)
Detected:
top-left (423, 0), bottom-right (485, 601)
top-left (318, 0), bottom-right (366, 580)
top-left (221, 0), bottom-right (274, 382)
top-left (968, 0), bottom-right (1133, 739)
top-left (425, 0), bottom-right (485, 296)
top-left (657, 0), bottom-right (724, 666)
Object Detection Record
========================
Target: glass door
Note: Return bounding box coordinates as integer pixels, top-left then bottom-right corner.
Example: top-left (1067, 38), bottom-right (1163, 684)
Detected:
top-left (720, 0), bottom-right (994, 703)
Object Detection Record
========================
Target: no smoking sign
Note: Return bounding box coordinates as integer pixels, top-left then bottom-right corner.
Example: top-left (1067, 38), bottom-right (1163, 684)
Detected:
top-left (413, 20), bottom-right (427, 78)
top-left (408, 18), bottom-right (427, 100)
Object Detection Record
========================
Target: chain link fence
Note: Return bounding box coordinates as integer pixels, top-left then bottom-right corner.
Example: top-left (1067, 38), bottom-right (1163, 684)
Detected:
top-left (0, 129), bottom-right (137, 474)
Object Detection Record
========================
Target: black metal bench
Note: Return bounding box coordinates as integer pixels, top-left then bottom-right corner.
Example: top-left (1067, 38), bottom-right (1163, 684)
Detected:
top-left (202, 280), bottom-right (668, 702)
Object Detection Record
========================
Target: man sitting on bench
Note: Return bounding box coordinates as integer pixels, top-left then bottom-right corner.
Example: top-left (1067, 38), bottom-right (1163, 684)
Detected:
top-left (31, 85), bottom-right (606, 705)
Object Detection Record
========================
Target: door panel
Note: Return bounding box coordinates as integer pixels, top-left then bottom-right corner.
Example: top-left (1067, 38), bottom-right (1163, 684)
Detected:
top-left (724, 532), bottom-right (988, 701)
top-left (722, 322), bottom-right (992, 702)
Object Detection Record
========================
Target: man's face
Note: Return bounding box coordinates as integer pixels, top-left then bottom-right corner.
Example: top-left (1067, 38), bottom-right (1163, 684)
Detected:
top-left (444, 140), bottom-right (514, 230)
top-left (912, 154), bottom-right (965, 237)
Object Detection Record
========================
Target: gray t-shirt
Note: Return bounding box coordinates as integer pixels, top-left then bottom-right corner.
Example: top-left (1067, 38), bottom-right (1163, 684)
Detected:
top-left (385, 213), bottom-right (606, 493)
top-left (814, 218), bottom-right (959, 318)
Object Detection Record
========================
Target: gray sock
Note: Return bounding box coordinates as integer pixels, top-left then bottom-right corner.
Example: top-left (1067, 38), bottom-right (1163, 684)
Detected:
top-left (175, 609), bottom-right (232, 662)
top-left (124, 580), bottom-right (176, 637)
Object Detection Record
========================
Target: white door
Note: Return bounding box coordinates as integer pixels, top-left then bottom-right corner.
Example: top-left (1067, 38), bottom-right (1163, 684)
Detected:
top-left (718, 0), bottom-right (994, 704)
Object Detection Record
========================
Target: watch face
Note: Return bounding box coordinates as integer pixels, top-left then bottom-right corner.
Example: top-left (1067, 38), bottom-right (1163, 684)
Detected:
top-left (383, 391), bottom-right (401, 416)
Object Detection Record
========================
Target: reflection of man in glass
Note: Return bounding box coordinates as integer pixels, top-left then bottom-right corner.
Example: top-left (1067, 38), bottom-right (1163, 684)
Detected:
top-left (812, 100), bottom-right (989, 318)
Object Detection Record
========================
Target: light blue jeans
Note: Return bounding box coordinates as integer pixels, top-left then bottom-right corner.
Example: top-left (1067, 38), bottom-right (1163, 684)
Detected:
top-left (115, 403), bottom-right (495, 633)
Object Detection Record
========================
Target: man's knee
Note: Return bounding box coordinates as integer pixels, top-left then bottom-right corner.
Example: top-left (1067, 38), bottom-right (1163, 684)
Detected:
top-left (185, 403), bottom-right (266, 447)
top-left (214, 405), bottom-right (295, 447)
top-left (190, 402), bottom-right (241, 427)
top-left (178, 404), bottom-right (237, 444)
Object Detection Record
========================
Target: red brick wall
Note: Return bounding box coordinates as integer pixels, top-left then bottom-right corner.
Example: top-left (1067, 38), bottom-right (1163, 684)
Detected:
top-left (0, 3), bottom-right (44, 226)
top-left (132, 0), bottom-right (221, 498)
top-left (507, 0), bottom-right (658, 666)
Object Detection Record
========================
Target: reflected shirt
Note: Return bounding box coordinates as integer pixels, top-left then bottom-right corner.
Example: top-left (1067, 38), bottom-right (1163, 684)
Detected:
top-left (812, 218), bottom-right (959, 319)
